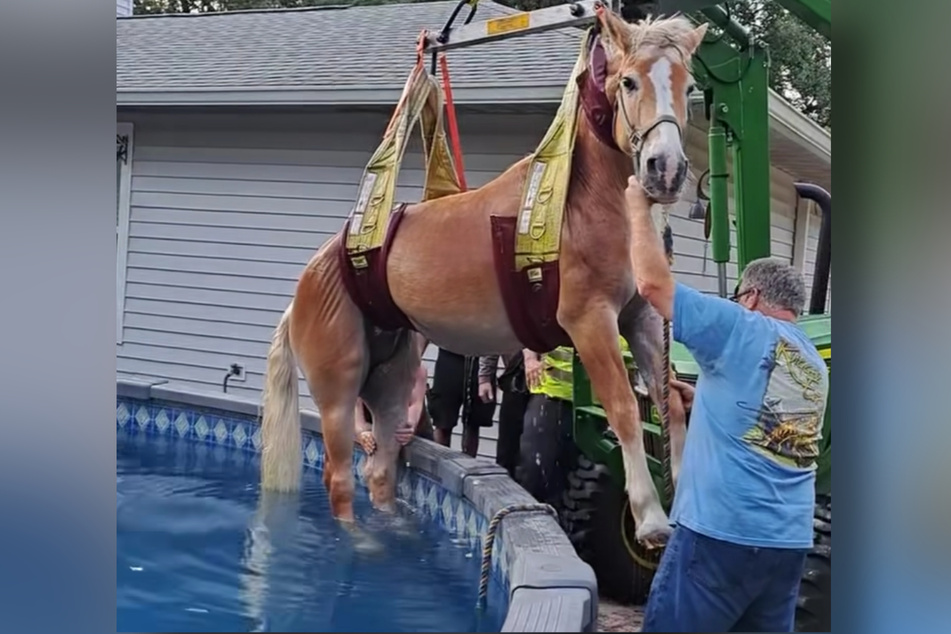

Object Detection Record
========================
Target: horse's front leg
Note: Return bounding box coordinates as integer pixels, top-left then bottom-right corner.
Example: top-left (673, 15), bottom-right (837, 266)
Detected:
top-left (559, 304), bottom-right (671, 549)
top-left (619, 296), bottom-right (686, 488)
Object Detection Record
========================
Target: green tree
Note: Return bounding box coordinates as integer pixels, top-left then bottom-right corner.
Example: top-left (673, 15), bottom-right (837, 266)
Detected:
top-left (726, 0), bottom-right (831, 129)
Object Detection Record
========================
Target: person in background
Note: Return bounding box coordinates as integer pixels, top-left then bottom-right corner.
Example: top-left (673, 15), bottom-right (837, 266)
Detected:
top-left (428, 347), bottom-right (496, 457)
top-left (516, 340), bottom-right (635, 507)
top-left (355, 334), bottom-right (434, 455)
top-left (477, 349), bottom-right (535, 478)
top-left (624, 175), bottom-right (830, 633)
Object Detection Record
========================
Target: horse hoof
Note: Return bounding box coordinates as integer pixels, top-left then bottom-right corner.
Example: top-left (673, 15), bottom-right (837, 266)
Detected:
top-left (636, 521), bottom-right (672, 550)
top-left (339, 520), bottom-right (385, 555)
top-left (370, 499), bottom-right (398, 514)
top-left (352, 533), bottom-right (385, 556)
top-left (387, 513), bottom-right (417, 538)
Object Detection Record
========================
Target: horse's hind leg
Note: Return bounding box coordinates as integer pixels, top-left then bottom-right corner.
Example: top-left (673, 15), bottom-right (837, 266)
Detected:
top-left (290, 260), bottom-right (369, 523)
top-left (559, 304), bottom-right (670, 548)
top-left (359, 330), bottom-right (420, 512)
top-left (618, 296), bottom-right (686, 488)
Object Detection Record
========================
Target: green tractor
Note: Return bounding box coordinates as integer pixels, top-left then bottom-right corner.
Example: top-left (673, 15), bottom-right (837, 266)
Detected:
top-left (548, 2), bottom-right (832, 632)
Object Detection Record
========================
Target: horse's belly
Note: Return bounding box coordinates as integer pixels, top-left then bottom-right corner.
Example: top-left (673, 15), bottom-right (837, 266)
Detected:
top-left (385, 213), bottom-right (521, 356)
top-left (391, 265), bottom-right (521, 356)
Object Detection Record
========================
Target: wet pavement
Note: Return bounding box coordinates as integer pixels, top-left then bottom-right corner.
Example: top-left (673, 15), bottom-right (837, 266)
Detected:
top-left (597, 598), bottom-right (644, 632)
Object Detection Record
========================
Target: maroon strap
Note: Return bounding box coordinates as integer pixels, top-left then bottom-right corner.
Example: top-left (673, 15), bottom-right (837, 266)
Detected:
top-left (577, 34), bottom-right (622, 153)
top-left (490, 215), bottom-right (572, 354)
top-left (338, 203), bottom-right (416, 332)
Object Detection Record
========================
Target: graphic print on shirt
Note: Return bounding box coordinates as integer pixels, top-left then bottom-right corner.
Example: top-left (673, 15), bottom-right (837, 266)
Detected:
top-left (741, 337), bottom-right (827, 469)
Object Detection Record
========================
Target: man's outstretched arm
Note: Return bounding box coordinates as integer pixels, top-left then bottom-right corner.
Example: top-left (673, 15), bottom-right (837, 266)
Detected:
top-left (625, 177), bottom-right (675, 320)
top-left (625, 177), bottom-right (745, 368)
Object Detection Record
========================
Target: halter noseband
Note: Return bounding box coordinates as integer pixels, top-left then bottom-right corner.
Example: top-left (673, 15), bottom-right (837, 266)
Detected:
top-left (616, 103), bottom-right (684, 177)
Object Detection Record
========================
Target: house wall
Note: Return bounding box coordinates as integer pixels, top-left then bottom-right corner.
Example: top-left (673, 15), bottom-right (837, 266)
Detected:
top-left (676, 126), bottom-right (800, 294)
top-left (116, 108), bottom-right (810, 458)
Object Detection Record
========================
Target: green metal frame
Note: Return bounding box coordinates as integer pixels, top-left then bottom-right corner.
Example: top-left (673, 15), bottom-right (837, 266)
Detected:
top-left (572, 0), bottom-right (832, 509)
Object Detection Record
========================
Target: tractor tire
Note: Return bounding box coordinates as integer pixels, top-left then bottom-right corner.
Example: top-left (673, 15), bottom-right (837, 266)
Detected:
top-left (795, 495), bottom-right (832, 632)
top-left (560, 453), bottom-right (658, 604)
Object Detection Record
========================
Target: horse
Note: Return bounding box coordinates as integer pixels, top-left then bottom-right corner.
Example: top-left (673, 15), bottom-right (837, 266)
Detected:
top-left (259, 7), bottom-right (707, 549)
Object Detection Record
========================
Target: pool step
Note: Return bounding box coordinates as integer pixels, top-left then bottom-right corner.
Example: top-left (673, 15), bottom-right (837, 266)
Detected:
top-left (502, 588), bottom-right (594, 632)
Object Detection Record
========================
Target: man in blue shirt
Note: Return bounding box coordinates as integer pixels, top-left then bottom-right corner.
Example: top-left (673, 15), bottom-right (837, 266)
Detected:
top-left (624, 177), bottom-right (830, 632)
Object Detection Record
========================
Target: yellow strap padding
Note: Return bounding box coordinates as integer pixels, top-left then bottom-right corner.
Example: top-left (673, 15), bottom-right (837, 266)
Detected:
top-left (346, 63), bottom-right (463, 258)
top-left (513, 32), bottom-right (592, 273)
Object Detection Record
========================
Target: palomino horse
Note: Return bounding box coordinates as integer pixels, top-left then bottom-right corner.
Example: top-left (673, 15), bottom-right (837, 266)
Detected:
top-left (260, 8), bottom-right (706, 548)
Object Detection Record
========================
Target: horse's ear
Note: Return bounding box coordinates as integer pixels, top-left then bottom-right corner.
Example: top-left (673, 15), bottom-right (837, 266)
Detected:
top-left (597, 8), bottom-right (632, 58)
top-left (680, 22), bottom-right (708, 56)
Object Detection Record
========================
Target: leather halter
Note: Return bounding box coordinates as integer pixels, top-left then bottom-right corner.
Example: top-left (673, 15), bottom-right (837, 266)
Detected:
top-left (577, 33), bottom-right (685, 176)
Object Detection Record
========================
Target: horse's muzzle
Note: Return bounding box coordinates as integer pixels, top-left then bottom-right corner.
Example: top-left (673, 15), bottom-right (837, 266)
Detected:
top-left (642, 151), bottom-right (688, 203)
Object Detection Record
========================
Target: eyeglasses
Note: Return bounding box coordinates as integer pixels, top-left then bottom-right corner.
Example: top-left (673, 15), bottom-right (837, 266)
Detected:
top-left (729, 288), bottom-right (756, 303)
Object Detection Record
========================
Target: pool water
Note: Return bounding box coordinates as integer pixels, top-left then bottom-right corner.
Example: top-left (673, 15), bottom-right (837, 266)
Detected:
top-left (117, 428), bottom-right (506, 633)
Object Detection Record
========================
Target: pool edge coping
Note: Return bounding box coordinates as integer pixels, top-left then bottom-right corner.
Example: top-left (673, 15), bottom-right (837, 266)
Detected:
top-left (117, 377), bottom-right (599, 633)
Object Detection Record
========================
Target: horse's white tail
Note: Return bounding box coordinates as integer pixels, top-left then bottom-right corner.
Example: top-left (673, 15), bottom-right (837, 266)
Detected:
top-left (260, 303), bottom-right (301, 492)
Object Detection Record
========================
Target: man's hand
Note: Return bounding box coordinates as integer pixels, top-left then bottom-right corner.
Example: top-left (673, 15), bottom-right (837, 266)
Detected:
top-left (523, 350), bottom-right (544, 390)
top-left (477, 380), bottom-right (495, 403)
top-left (357, 430), bottom-right (377, 455)
top-left (394, 420), bottom-right (415, 446)
top-left (625, 174), bottom-right (653, 213)
top-left (670, 377), bottom-right (695, 413)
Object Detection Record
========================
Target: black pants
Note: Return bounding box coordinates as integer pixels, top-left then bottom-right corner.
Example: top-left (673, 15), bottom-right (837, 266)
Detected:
top-left (428, 348), bottom-right (496, 431)
top-left (515, 393), bottom-right (578, 507)
top-left (495, 388), bottom-right (531, 478)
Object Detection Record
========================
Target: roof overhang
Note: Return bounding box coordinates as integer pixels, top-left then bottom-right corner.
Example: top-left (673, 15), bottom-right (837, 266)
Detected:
top-left (116, 84), bottom-right (563, 108)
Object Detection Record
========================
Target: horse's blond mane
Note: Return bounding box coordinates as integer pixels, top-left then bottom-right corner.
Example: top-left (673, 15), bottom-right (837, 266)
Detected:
top-left (625, 13), bottom-right (699, 61)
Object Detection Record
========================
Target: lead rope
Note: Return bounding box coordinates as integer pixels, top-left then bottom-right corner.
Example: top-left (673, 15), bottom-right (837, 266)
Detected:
top-left (477, 502), bottom-right (558, 608)
top-left (660, 317), bottom-right (674, 506)
top-left (659, 211), bottom-right (675, 507)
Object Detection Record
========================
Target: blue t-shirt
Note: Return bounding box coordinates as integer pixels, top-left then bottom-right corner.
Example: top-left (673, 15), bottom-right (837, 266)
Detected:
top-left (670, 282), bottom-right (829, 549)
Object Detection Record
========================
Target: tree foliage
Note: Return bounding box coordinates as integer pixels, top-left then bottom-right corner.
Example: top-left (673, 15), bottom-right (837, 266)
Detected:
top-left (132, 0), bottom-right (830, 129)
top-left (726, 0), bottom-right (830, 129)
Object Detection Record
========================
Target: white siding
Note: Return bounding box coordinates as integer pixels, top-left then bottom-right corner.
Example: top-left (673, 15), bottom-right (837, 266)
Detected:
top-left (116, 108), bottom-right (807, 459)
top-left (670, 127), bottom-right (800, 296)
top-left (117, 0), bottom-right (133, 17)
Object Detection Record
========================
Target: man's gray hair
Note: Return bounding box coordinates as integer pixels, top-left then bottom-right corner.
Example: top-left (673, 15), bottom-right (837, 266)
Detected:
top-left (737, 257), bottom-right (807, 315)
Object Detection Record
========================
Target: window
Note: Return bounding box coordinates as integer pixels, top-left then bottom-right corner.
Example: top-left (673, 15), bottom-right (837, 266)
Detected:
top-left (116, 122), bottom-right (134, 344)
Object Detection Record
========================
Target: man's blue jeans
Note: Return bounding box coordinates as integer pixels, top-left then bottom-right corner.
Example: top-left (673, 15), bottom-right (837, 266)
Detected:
top-left (642, 525), bottom-right (808, 632)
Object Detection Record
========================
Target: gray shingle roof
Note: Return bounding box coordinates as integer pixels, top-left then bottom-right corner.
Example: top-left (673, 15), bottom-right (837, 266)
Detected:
top-left (117, 2), bottom-right (584, 93)
top-left (115, 1), bottom-right (829, 181)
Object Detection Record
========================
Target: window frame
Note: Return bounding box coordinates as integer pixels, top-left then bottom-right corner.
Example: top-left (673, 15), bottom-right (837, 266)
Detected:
top-left (117, 121), bottom-right (134, 344)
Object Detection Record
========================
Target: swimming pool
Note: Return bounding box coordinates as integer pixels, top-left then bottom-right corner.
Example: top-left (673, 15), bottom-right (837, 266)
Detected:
top-left (116, 379), bottom-right (598, 633)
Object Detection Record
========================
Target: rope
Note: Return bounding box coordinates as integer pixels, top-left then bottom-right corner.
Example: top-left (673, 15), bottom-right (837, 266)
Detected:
top-left (477, 502), bottom-right (558, 608)
top-left (659, 210), bottom-right (675, 507)
top-left (659, 318), bottom-right (674, 506)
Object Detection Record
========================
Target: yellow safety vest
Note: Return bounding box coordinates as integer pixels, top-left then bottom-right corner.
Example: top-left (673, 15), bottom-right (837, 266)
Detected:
top-left (532, 336), bottom-right (635, 403)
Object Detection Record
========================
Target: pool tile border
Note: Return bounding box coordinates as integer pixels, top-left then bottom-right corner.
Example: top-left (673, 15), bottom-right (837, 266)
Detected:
top-left (117, 378), bottom-right (598, 632)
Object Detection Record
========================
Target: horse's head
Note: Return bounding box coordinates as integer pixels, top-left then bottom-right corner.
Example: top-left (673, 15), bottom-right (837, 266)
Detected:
top-left (597, 9), bottom-right (707, 204)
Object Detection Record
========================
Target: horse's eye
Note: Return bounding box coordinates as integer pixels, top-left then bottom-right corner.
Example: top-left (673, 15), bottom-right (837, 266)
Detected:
top-left (686, 83), bottom-right (697, 95)
top-left (621, 76), bottom-right (639, 91)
